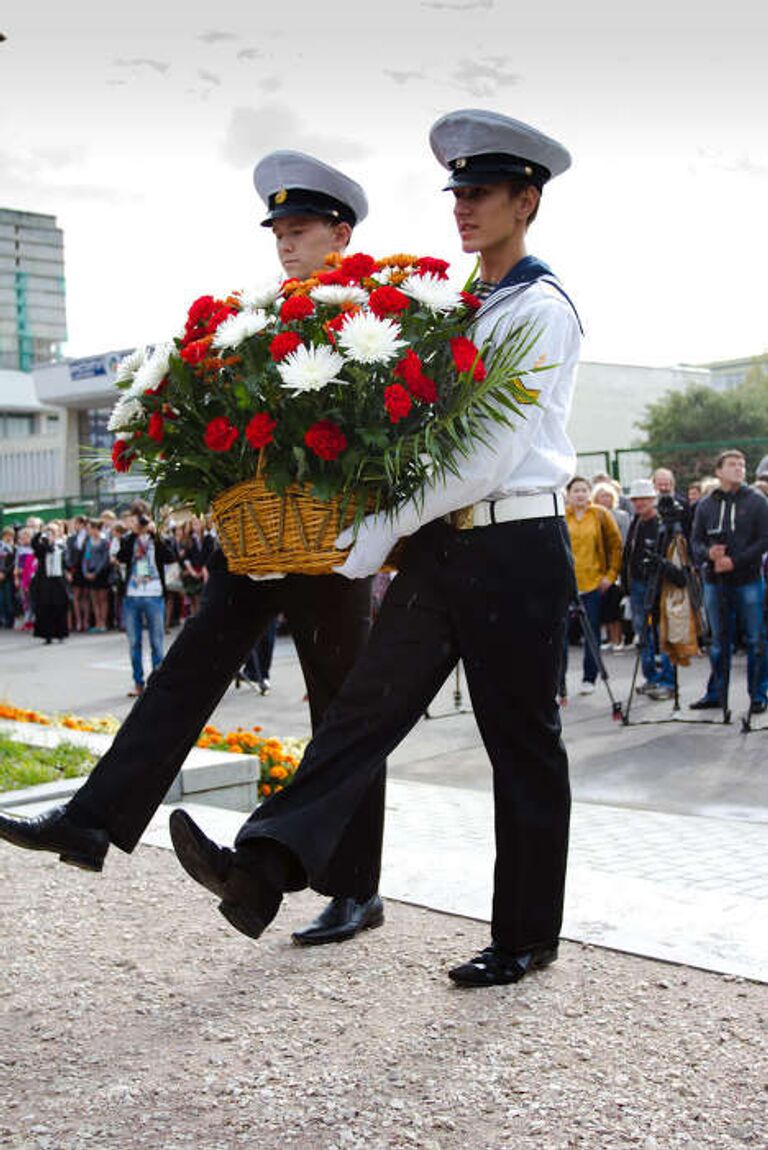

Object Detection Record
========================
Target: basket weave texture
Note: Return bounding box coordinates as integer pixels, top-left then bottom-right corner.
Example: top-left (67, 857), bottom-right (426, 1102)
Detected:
top-left (211, 476), bottom-right (360, 576)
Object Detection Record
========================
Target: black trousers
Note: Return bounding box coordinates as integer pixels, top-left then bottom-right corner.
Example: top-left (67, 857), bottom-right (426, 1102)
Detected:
top-left (237, 517), bottom-right (573, 952)
top-left (70, 569), bottom-right (385, 896)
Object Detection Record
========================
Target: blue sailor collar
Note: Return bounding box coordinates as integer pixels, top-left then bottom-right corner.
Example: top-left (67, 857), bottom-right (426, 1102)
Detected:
top-left (482, 255), bottom-right (584, 334)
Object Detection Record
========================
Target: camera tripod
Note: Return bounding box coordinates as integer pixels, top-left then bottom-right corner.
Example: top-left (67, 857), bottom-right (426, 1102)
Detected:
top-left (563, 590), bottom-right (624, 721)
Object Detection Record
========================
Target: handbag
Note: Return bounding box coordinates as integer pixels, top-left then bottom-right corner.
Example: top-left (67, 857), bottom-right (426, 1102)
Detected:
top-left (163, 561), bottom-right (184, 594)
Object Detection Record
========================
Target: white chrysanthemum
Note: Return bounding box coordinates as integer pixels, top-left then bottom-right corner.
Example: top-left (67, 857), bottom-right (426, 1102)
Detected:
top-left (237, 279), bottom-right (283, 310)
top-left (277, 343), bottom-right (345, 393)
top-left (114, 431), bottom-right (132, 441)
top-left (310, 284), bottom-right (368, 308)
top-left (212, 309), bottom-right (272, 350)
top-left (400, 273), bottom-right (463, 313)
top-left (114, 347), bottom-right (146, 384)
top-left (107, 396), bottom-right (145, 432)
top-left (128, 342), bottom-right (174, 396)
top-left (335, 311), bottom-right (407, 365)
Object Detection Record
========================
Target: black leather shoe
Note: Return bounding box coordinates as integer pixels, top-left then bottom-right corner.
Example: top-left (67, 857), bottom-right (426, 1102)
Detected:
top-left (291, 894), bottom-right (385, 946)
top-left (0, 805), bottom-right (109, 871)
top-left (169, 809), bottom-right (234, 898)
top-left (169, 810), bottom-right (281, 941)
top-left (689, 697), bottom-right (722, 710)
top-left (448, 942), bottom-right (559, 987)
top-left (749, 700), bottom-right (767, 715)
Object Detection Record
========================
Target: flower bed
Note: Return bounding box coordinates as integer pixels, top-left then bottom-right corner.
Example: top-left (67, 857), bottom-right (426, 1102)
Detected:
top-left (0, 702), bottom-right (305, 801)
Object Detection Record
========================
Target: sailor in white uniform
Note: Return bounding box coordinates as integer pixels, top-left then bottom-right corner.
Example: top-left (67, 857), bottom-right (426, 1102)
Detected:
top-left (172, 109), bottom-right (582, 988)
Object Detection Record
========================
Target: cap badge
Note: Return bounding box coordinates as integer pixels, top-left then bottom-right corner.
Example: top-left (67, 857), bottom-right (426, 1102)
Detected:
top-left (454, 157), bottom-right (467, 169)
top-left (275, 188), bottom-right (288, 204)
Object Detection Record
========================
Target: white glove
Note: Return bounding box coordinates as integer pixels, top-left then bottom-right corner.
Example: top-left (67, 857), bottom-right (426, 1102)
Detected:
top-left (333, 515), bottom-right (399, 580)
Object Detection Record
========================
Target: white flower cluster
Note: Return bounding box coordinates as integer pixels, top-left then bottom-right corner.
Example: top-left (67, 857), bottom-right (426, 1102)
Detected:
top-left (107, 395), bottom-right (145, 432)
top-left (336, 312), bottom-right (406, 365)
top-left (400, 273), bottom-right (463, 313)
top-left (277, 345), bottom-right (345, 393)
top-left (212, 309), bottom-right (273, 351)
top-left (127, 343), bottom-right (174, 397)
top-left (310, 284), bottom-right (368, 308)
top-left (237, 279), bottom-right (283, 311)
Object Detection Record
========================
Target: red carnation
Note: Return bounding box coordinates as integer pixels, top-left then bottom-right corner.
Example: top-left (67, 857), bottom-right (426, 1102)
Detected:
top-left (205, 304), bottom-right (238, 334)
top-left (147, 412), bottom-right (165, 443)
top-left (324, 311), bottom-right (353, 345)
top-left (384, 383), bottom-right (413, 424)
top-left (368, 286), bottom-right (411, 318)
top-left (408, 373), bottom-right (438, 404)
top-left (450, 336), bottom-right (486, 381)
top-left (112, 439), bottom-right (136, 473)
top-left (269, 331), bottom-right (303, 361)
top-left (415, 256), bottom-right (450, 280)
top-left (393, 349), bottom-right (423, 388)
top-left (461, 291), bottom-right (483, 311)
top-left (339, 252), bottom-right (377, 281)
top-left (317, 268), bottom-right (354, 286)
top-left (245, 412), bottom-right (277, 449)
top-left (185, 295), bottom-right (215, 329)
top-left (204, 416), bottom-right (239, 453)
top-left (280, 295), bottom-right (315, 322)
top-left (180, 337), bottom-right (212, 365)
top-left (304, 420), bottom-right (348, 461)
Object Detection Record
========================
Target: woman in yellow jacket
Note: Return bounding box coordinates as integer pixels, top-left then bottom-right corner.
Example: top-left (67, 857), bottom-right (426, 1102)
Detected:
top-left (563, 476), bottom-right (623, 695)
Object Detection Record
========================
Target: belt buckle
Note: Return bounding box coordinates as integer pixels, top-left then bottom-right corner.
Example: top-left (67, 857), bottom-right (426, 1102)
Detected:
top-left (449, 505), bottom-right (476, 531)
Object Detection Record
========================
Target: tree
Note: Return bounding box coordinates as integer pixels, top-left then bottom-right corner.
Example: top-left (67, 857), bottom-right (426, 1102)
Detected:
top-left (636, 369), bottom-right (768, 486)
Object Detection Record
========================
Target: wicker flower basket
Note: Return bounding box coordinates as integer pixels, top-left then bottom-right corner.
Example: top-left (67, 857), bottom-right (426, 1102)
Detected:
top-left (211, 475), bottom-right (362, 576)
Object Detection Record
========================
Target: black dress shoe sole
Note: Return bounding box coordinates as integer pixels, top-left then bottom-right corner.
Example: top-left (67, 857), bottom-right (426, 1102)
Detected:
top-left (169, 810), bottom-right (228, 899)
top-left (59, 851), bottom-right (105, 872)
top-left (218, 900), bottom-right (268, 940)
top-left (291, 911), bottom-right (385, 947)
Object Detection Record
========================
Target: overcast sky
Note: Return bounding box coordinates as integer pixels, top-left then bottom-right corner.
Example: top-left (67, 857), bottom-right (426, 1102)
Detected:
top-left (2, 1), bottom-right (767, 367)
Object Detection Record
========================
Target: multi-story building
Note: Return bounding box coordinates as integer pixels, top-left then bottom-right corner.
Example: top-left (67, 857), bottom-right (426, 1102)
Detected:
top-left (0, 208), bottom-right (67, 372)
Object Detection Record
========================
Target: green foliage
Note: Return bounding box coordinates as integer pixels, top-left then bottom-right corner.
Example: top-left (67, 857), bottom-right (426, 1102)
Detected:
top-left (637, 368), bottom-right (768, 484)
top-left (0, 736), bottom-right (95, 792)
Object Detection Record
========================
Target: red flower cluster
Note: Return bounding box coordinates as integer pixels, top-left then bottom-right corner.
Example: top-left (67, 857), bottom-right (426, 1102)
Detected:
top-left (183, 295), bottom-right (237, 345)
top-left (415, 257), bottom-right (450, 280)
top-left (461, 291), bottom-right (482, 311)
top-left (450, 336), bottom-right (486, 382)
top-left (245, 412), bottom-right (277, 449)
top-left (368, 286), bottom-right (411, 319)
top-left (204, 416), bottom-right (239, 453)
top-left (340, 252), bottom-right (377, 281)
top-left (393, 350), bottom-right (438, 404)
top-left (180, 337), bottom-right (212, 365)
top-left (384, 383), bottom-right (413, 424)
top-left (304, 420), bottom-right (347, 461)
top-left (147, 412), bottom-right (165, 443)
top-left (280, 295), bottom-right (315, 323)
top-left (269, 331), bottom-right (303, 362)
top-left (112, 439), bottom-right (136, 473)
top-left (324, 312), bottom-right (353, 345)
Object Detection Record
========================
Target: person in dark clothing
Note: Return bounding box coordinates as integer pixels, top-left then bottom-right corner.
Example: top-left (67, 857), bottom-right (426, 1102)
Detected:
top-left (622, 479), bottom-right (676, 699)
top-left (168, 107), bottom-right (581, 987)
top-left (0, 152), bottom-right (386, 949)
top-left (31, 523), bottom-right (69, 643)
top-left (689, 449), bottom-right (768, 713)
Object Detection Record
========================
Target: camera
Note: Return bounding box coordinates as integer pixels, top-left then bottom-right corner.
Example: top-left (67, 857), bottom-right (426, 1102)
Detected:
top-left (137, 514), bottom-right (151, 529)
top-left (656, 493), bottom-right (685, 526)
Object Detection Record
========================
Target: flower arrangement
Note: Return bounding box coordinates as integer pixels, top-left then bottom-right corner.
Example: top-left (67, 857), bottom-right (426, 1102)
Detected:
top-left (107, 251), bottom-right (544, 524)
top-left (195, 724), bottom-right (306, 798)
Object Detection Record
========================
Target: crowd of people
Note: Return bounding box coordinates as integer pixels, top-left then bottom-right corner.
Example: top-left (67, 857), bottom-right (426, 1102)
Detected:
top-left (0, 500), bottom-right (248, 695)
top-left (563, 450), bottom-right (768, 713)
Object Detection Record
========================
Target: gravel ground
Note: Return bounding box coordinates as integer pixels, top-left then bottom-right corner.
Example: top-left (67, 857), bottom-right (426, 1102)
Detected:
top-left (0, 841), bottom-right (766, 1150)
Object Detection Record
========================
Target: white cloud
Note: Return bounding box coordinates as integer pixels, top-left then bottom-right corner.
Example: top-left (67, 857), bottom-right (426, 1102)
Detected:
top-left (221, 104), bottom-right (370, 167)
